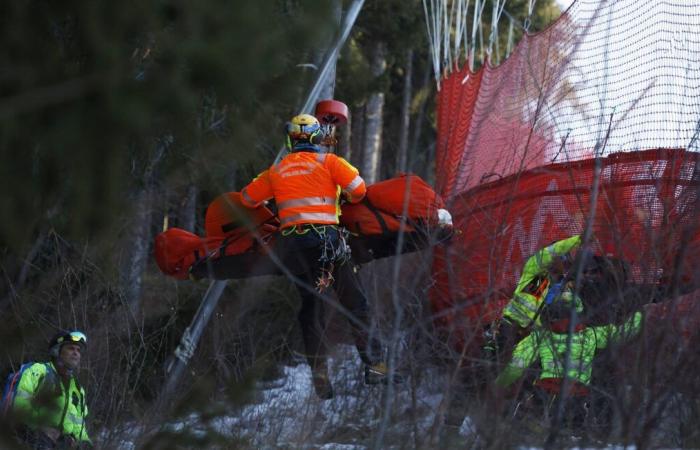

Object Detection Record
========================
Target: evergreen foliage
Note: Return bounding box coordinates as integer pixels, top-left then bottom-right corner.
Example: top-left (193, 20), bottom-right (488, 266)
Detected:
top-left (0, 1), bottom-right (334, 249)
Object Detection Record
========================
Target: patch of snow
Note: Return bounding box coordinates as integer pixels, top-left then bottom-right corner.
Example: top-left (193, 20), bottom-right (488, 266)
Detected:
top-left (319, 445), bottom-right (366, 450)
top-left (106, 345), bottom-right (463, 448)
top-left (208, 345), bottom-right (451, 447)
top-left (458, 415), bottom-right (477, 437)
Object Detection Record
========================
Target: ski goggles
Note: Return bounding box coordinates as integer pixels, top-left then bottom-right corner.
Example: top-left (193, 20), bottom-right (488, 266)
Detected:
top-left (286, 121), bottom-right (320, 139)
top-left (58, 331), bottom-right (88, 346)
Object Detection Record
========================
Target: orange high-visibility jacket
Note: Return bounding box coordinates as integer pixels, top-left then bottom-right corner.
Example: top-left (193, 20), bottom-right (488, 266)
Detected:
top-left (241, 151), bottom-right (366, 229)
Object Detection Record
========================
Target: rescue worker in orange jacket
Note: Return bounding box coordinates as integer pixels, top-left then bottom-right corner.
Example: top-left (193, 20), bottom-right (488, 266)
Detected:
top-left (240, 113), bottom-right (386, 399)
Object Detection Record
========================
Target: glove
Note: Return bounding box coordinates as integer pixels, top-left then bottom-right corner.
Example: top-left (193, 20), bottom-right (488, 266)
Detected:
top-left (437, 208), bottom-right (453, 226)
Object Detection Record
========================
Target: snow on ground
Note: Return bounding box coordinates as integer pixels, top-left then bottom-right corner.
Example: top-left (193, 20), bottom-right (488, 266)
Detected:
top-left (209, 345), bottom-right (451, 447)
top-left (107, 345), bottom-right (458, 449)
top-left (108, 345), bottom-right (664, 448)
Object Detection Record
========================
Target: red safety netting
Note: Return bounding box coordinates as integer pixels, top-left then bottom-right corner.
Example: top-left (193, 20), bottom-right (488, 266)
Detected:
top-left (432, 148), bottom-right (700, 330)
top-left (431, 0), bottom-right (700, 339)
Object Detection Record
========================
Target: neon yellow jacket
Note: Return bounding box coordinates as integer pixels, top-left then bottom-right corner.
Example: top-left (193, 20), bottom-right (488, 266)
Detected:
top-left (503, 235), bottom-right (582, 327)
top-left (496, 311), bottom-right (643, 387)
top-left (12, 362), bottom-right (90, 443)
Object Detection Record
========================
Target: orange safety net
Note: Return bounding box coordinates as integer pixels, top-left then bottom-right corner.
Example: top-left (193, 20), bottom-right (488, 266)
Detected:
top-left (431, 0), bottom-right (700, 338)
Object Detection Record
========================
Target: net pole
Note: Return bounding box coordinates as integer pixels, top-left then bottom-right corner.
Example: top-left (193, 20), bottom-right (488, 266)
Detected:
top-left (156, 0), bottom-right (365, 412)
top-left (273, 0), bottom-right (366, 164)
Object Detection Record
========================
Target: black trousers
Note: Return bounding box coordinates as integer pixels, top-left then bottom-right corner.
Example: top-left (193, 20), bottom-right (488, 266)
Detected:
top-left (275, 225), bottom-right (382, 371)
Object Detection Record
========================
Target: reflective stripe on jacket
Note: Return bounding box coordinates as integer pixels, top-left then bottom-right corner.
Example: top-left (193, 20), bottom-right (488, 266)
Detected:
top-left (13, 362), bottom-right (90, 443)
top-left (240, 152), bottom-right (366, 228)
top-left (503, 235), bottom-right (582, 327)
top-left (495, 310), bottom-right (643, 388)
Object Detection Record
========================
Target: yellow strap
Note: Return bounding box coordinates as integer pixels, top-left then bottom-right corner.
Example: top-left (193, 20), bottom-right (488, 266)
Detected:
top-left (281, 224), bottom-right (337, 236)
top-left (281, 225), bottom-right (298, 236)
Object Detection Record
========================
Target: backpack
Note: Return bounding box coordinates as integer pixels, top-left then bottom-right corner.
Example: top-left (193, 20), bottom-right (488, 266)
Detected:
top-left (1, 362), bottom-right (52, 416)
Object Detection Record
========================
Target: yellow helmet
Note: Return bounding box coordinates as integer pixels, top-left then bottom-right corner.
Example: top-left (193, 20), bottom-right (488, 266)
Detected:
top-left (286, 114), bottom-right (322, 150)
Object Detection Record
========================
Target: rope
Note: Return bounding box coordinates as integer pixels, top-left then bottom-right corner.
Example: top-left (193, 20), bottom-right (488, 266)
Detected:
top-left (487, 0), bottom-right (506, 63)
top-left (422, 0), bottom-right (539, 78)
top-left (422, 0), bottom-right (442, 88)
top-left (452, 0), bottom-right (464, 67)
top-left (463, 0), bottom-right (471, 63)
top-left (528, 0), bottom-right (537, 19)
top-left (471, 0), bottom-right (484, 71)
top-left (317, 225), bottom-right (351, 266)
top-left (312, 225), bottom-right (351, 291)
top-left (478, 6), bottom-right (485, 64)
top-left (525, 0), bottom-right (537, 31)
top-left (506, 16), bottom-right (515, 57)
top-left (443, 0), bottom-right (451, 73)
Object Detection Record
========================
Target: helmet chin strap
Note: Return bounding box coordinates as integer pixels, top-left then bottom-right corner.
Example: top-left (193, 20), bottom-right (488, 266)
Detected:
top-left (291, 142), bottom-right (323, 152)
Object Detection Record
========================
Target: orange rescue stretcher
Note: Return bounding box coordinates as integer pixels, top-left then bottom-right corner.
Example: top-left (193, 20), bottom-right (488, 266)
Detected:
top-left (154, 174), bottom-right (453, 281)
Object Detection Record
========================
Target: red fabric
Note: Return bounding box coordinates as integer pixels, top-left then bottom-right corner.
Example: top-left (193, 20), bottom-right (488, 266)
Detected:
top-left (366, 174), bottom-right (445, 219)
top-left (154, 228), bottom-right (228, 280)
top-left (154, 226), bottom-right (279, 280)
top-left (535, 378), bottom-right (590, 397)
top-left (340, 174), bottom-right (445, 235)
top-left (157, 192), bottom-right (279, 280)
top-left (205, 192), bottom-right (277, 238)
top-left (548, 320), bottom-right (586, 334)
top-left (340, 206), bottom-right (411, 236)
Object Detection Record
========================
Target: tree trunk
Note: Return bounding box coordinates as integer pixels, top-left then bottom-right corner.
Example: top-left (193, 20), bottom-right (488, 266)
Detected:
top-left (226, 162), bottom-right (237, 191)
top-left (410, 60), bottom-right (432, 179)
top-left (315, 0), bottom-right (342, 102)
top-left (348, 104), bottom-right (365, 166)
top-left (178, 183), bottom-right (197, 233)
top-left (339, 109), bottom-right (352, 160)
top-left (0, 229), bottom-right (47, 310)
top-left (122, 187), bottom-right (153, 314)
top-left (360, 41), bottom-right (387, 185)
top-left (396, 48), bottom-right (413, 174)
top-left (121, 139), bottom-right (169, 314)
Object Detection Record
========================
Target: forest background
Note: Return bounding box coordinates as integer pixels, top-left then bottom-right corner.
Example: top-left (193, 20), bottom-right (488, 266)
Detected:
top-left (0, 1), bottom-right (563, 448)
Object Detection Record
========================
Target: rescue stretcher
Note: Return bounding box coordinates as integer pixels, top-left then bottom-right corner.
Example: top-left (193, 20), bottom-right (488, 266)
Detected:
top-left (154, 174), bottom-right (454, 281)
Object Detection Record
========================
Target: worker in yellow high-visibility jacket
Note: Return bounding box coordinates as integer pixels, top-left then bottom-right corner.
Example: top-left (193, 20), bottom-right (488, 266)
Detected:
top-left (9, 330), bottom-right (91, 449)
top-left (485, 235), bottom-right (583, 359)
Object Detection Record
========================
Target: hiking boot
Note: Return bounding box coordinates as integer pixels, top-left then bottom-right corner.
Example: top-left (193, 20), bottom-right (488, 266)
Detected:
top-left (311, 371), bottom-right (334, 400)
top-left (364, 362), bottom-right (404, 385)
